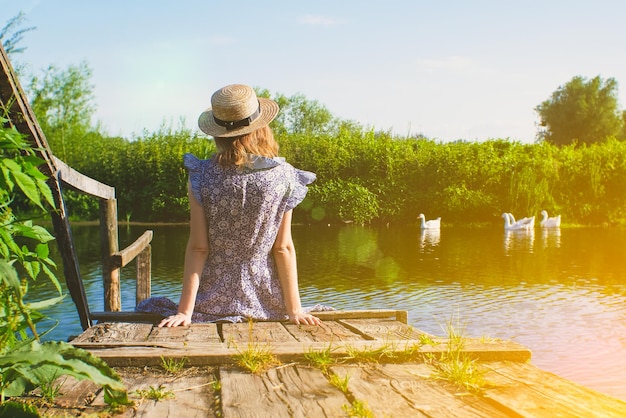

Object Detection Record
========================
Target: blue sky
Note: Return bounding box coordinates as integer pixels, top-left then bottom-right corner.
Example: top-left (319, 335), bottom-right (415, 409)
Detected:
top-left (2, 0), bottom-right (626, 142)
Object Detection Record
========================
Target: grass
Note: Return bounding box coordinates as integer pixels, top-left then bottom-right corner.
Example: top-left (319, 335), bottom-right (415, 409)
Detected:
top-left (342, 339), bottom-right (425, 364)
top-left (134, 384), bottom-right (175, 401)
top-left (304, 344), bottom-right (336, 372)
top-left (39, 374), bottom-right (64, 403)
top-left (427, 312), bottom-right (488, 393)
top-left (160, 356), bottom-right (187, 373)
top-left (329, 373), bottom-right (350, 393)
top-left (342, 399), bottom-right (374, 418)
top-left (232, 320), bottom-right (279, 374)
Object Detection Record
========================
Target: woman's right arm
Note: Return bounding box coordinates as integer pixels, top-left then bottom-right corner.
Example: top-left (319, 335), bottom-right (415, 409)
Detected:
top-left (158, 181), bottom-right (209, 327)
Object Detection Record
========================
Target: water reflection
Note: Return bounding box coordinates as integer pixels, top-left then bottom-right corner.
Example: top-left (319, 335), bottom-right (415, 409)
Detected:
top-left (503, 228), bottom-right (535, 254)
top-left (419, 228), bottom-right (441, 250)
top-left (38, 223), bottom-right (626, 401)
top-left (540, 227), bottom-right (561, 248)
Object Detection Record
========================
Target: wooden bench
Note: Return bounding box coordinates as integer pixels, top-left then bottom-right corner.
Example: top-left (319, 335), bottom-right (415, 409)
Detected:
top-left (0, 43), bottom-right (161, 330)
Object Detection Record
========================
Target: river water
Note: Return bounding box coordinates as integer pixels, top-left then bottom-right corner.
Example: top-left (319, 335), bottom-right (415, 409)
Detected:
top-left (36, 223), bottom-right (626, 401)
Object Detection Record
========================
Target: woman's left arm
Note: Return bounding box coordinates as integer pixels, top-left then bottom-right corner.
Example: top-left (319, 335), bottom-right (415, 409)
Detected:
top-left (272, 210), bottom-right (321, 325)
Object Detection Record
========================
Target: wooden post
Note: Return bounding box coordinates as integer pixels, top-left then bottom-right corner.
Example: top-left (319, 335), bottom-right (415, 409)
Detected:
top-left (49, 175), bottom-right (92, 330)
top-left (136, 245), bottom-right (151, 304)
top-left (100, 198), bottom-right (121, 311)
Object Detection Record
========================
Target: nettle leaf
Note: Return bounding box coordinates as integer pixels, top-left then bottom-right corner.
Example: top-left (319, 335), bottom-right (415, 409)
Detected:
top-left (27, 294), bottom-right (65, 310)
top-left (36, 178), bottom-right (56, 208)
top-left (35, 242), bottom-right (50, 258)
top-left (11, 170), bottom-right (43, 209)
top-left (23, 260), bottom-right (41, 280)
top-left (0, 341), bottom-right (130, 405)
top-left (42, 264), bottom-right (62, 295)
top-left (0, 162), bottom-right (15, 191)
top-left (13, 223), bottom-right (55, 243)
top-left (1, 157), bottom-right (21, 172)
top-left (0, 239), bottom-right (9, 258)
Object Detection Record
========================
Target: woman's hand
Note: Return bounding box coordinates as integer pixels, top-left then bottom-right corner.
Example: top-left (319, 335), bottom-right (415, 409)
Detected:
top-left (158, 312), bottom-right (192, 327)
top-left (288, 310), bottom-right (322, 326)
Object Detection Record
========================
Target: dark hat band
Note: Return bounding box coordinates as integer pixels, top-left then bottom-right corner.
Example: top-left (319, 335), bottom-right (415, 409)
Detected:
top-left (213, 102), bottom-right (261, 131)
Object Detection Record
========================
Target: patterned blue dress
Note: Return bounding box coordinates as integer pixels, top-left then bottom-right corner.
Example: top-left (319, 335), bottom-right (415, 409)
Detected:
top-left (136, 153), bottom-right (325, 322)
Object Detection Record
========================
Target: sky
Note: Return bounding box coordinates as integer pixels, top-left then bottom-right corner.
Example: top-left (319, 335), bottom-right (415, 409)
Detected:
top-left (2, 0), bottom-right (626, 142)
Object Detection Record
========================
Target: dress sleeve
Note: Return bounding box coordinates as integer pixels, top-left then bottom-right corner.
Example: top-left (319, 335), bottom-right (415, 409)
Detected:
top-left (183, 153), bottom-right (203, 203)
top-left (285, 167), bottom-right (316, 212)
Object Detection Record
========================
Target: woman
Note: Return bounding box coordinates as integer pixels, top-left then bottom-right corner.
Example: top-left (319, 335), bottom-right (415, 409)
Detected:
top-left (137, 84), bottom-right (324, 326)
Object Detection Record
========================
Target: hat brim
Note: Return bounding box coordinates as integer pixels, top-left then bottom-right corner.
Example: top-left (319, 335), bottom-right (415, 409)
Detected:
top-left (198, 97), bottom-right (279, 138)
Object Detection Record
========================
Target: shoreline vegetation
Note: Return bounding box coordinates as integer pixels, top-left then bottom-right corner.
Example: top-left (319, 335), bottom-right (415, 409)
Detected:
top-left (54, 127), bottom-right (626, 228)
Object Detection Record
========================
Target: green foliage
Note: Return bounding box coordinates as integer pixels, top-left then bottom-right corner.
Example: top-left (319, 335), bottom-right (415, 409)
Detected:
top-left (29, 61), bottom-right (96, 162)
top-left (536, 75), bottom-right (623, 146)
top-left (307, 179), bottom-right (379, 225)
top-left (0, 340), bottom-right (130, 406)
top-left (0, 121), bottom-right (130, 410)
top-left (0, 12), bottom-right (36, 57)
top-left (22, 65), bottom-right (626, 226)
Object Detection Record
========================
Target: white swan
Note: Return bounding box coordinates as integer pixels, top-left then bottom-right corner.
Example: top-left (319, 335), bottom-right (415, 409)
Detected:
top-left (503, 213), bottom-right (534, 230)
top-left (540, 210), bottom-right (561, 228)
top-left (418, 213), bottom-right (441, 229)
top-left (508, 213), bottom-right (535, 229)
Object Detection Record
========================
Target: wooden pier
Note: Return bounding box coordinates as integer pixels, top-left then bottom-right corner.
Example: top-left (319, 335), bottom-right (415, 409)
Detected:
top-left (3, 45), bottom-right (626, 417)
top-left (23, 309), bottom-right (624, 417)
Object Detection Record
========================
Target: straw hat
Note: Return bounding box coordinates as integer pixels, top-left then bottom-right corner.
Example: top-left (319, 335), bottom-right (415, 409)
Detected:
top-left (198, 84), bottom-right (279, 138)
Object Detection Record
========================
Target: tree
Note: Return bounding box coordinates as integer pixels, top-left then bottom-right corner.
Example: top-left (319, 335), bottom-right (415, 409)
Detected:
top-left (29, 62), bottom-right (96, 161)
top-left (535, 75), bottom-right (623, 146)
top-left (256, 88), bottom-right (340, 136)
top-left (0, 12), bottom-right (35, 57)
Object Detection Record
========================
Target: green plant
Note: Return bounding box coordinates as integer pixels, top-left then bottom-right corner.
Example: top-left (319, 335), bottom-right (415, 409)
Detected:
top-left (329, 373), bottom-right (350, 393)
top-left (0, 121), bottom-right (131, 414)
top-left (232, 320), bottom-right (279, 374)
top-left (427, 312), bottom-right (487, 393)
top-left (38, 373), bottom-right (63, 402)
top-left (135, 384), bottom-right (174, 401)
top-left (233, 341), bottom-right (278, 374)
top-left (342, 399), bottom-right (374, 418)
top-left (304, 344), bottom-right (335, 372)
top-left (160, 356), bottom-right (187, 374)
top-left (419, 334), bottom-right (437, 346)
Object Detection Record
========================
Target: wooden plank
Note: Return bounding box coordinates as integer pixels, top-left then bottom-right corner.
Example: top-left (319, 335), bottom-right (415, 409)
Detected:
top-left (221, 321), bottom-right (295, 345)
top-left (339, 317), bottom-right (425, 340)
top-left (90, 369), bottom-right (218, 417)
top-left (50, 174), bottom-right (93, 330)
top-left (331, 364), bottom-right (510, 417)
top-left (330, 364), bottom-right (428, 417)
top-left (101, 198), bottom-right (121, 312)
top-left (89, 311), bottom-right (164, 323)
top-left (482, 362), bottom-right (626, 418)
top-left (52, 376), bottom-right (101, 411)
top-left (136, 245), bottom-right (151, 303)
top-left (148, 324), bottom-right (221, 344)
top-left (74, 338), bottom-right (531, 367)
top-left (114, 230), bottom-right (154, 268)
top-left (219, 366), bottom-right (290, 417)
top-left (219, 365), bottom-right (347, 417)
top-left (53, 155), bottom-right (115, 199)
top-left (0, 43), bottom-right (55, 176)
top-left (283, 320), bottom-right (367, 342)
top-left (70, 322), bottom-right (153, 344)
top-left (312, 309), bottom-right (407, 323)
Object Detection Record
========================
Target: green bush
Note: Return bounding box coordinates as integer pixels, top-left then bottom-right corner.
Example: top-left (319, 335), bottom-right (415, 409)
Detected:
top-left (0, 120), bottom-right (131, 413)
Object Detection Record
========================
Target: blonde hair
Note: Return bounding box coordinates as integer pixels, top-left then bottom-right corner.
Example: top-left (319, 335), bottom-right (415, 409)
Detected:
top-left (214, 125), bottom-right (279, 167)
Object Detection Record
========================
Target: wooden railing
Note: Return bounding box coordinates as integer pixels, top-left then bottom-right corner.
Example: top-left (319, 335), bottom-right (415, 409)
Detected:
top-left (0, 43), bottom-right (157, 330)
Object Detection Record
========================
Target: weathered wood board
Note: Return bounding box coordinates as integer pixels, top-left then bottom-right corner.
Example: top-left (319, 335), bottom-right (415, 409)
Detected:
top-left (22, 311), bottom-right (626, 417)
top-left (70, 312), bottom-right (532, 366)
